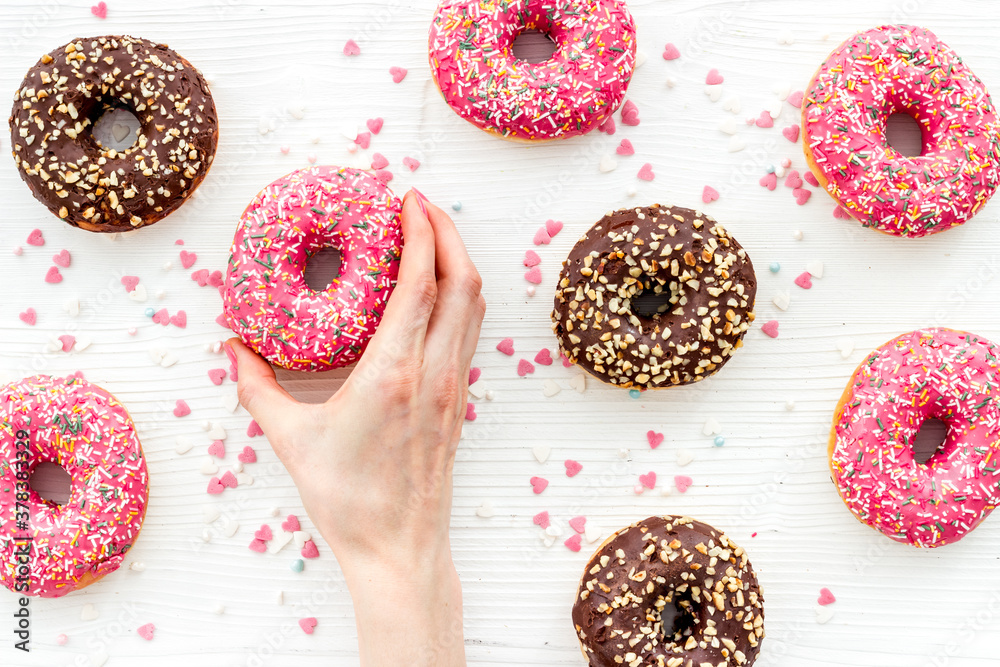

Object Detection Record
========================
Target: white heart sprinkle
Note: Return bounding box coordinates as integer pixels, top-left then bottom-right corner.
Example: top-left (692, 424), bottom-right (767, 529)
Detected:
top-left (838, 338), bottom-right (855, 359)
top-left (200, 458), bottom-right (218, 475)
top-left (635, 51), bottom-right (647, 67)
top-left (542, 534), bottom-right (556, 548)
top-left (258, 116), bottom-right (273, 135)
top-left (475, 501), bottom-right (495, 518)
top-left (807, 261), bottom-right (825, 278)
top-left (339, 123), bottom-right (359, 140)
top-left (268, 531), bottom-right (293, 554)
top-left (236, 472), bottom-right (254, 486)
top-left (618, 448), bottom-right (630, 459)
top-left (175, 437), bottom-right (194, 455)
top-left (584, 522), bottom-right (603, 543)
top-left (718, 118), bottom-right (739, 135)
top-left (221, 389), bottom-right (240, 413)
top-left (129, 283), bottom-right (147, 302)
top-left (293, 531), bottom-right (311, 548)
top-left (43, 337), bottom-right (61, 354)
top-left (223, 521), bottom-right (239, 538)
top-left (160, 352), bottom-right (178, 368)
top-left (203, 506), bottom-right (220, 524)
top-left (532, 446), bottom-right (551, 464)
top-left (202, 529), bottom-right (213, 543)
top-left (704, 85), bottom-right (723, 102)
top-left (703, 418), bottom-right (722, 436)
top-left (90, 650), bottom-right (109, 667)
top-left (660, 486), bottom-right (672, 496)
top-left (163, 261), bottom-right (173, 271)
top-left (205, 422), bottom-right (227, 440)
top-left (626, 186), bottom-right (638, 197)
top-left (75, 336), bottom-right (92, 352)
top-left (816, 605), bottom-right (834, 624)
top-left (772, 291), bottom-right (790, 311)
top-left (599, 154), bottom-right (618, 173)
top-left (65, 299), bottom-right (80, 317)
top-left (545, 524), bottom-right (563, 538)
top-left (722, 96), bottom-right (742, 114)
top-left (468, 383), bottom-right (486, 400)
top-left (542, 380), bottom-right (561, 397)
top-left (569, 374), bottom-right (587, 393)
top-left (80, 604), bottom-right (99, 621)
top-left (288, 105), bottom-right (306, 120)
top-left (728, 135), bottom-right (747, 153)
top-left (214, 604), bottom-right (226, 615)
top-left (676, 449), bottom-right (695, 466)
top-left (128, 561), bottom-right (145, 572)
top-left (767, 100), bottom-right (783, 119)
top-left (772, 82), bottom-right (791, 101)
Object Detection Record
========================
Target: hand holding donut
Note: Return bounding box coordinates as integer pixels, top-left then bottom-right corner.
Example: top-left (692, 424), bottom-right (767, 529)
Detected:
top-left (227, 191), bottom-right (485, 666)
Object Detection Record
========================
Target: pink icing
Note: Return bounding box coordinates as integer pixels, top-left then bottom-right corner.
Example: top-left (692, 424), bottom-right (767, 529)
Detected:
top-left (0, 376), bottom-right (149, 597)
top-left (803, 25), bottom-right (1000, 237)
top-left (831, 329), bottom-right (1000, 548)
top-left (223, 166), bottom-right (403, 371)
top-left (428, 0), bottom-right (636, 141)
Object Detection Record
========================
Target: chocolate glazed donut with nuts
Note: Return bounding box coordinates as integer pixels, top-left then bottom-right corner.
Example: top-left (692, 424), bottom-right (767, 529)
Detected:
top-left (9, 35), bottom-right (218, 232)
top-left (552, 205), bottom-right (756, 389)
top-left (572, 515), bottom-right (765, 667)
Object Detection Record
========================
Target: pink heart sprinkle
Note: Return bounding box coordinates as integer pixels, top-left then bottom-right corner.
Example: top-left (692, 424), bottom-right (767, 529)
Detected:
top-left (468, 367), bottom-right (481, 385)
top-left (299, 618), bottom-right (317, 635)
top-left (247, 420), bottom-right (264, 437)
top-left (173, 400), bottom-right (191, 418)
top-left (702, 186), bottom-right (720, 203)
top-left (19, 309), bottom-right (36, 326)
top-left (568, 516), bottom-right (587, 534)
top-left (759, 173), bottom-right (778, 190)
top-left (599, 116), bottom-right (616, 135)
top-left (58, 335), bottom-right (76, 352)
top-left (545, 219), bottom-right (563, 237)
top-left (793, 188), bottom-right (812, 206)
top-left (355, 131), bottom-right (371, 149)
top-left (788, 91), bottom-right (804, 108)
top-left (45, 266), bottom-right (63, 284)
top-left (301, 540), bottom-right (319, 558)
top-left (371, 153), bottom-right (389, 170)
top-left (26, 229), bottom-right (45, 246)
top-left (466, 402), bottom-right (478, 422)
top-left (761, 320), bottom-right (779, 338)
top-left (524, 266), bottom-right (543, 284)
top-left (533, 511), bottom-right (550, 529)
top-left (216, 313), bottom-right (229, 328)
top-left (782, 125), bottom-right (800, 143)
top-left (705, 68), bottom-right (724, 85)
top-left (834, 206), bottom-right (851, 220)
top-left (375, 169), bottom-right (393, 185)
top-left (402, 157), bottom-right (420, 171)
top-left (517, 359), bottom-right (535, 377)
top-left (207, 477), bottom-right (224, 494)
top-left (175, 239), bottom-right (185, 246)
top-left (170, 311), bottom-right (187, 328)
top-left (254, 525), bottom-right (273, 541)
top-left (804, 172), bottom-right (820, 187)
top-left (136, 623), bottom-right (154, 641)
top-left (620, 100), bottom-right (640, 126)
top-left (179, 250), bottom-right (197, 269)
top-left (207, 440), bottom-right (225, 458)
top-left (533, 227), bottom-right (551, 245)
top-left (151, 308), bottom-right (169, 325)
top-left (248, 538), bottom-right (267, 553)
top-left (121, 276), bottom-right (140, 292)
top-left (534, 348), bottom-right (553, 366)
top-left (675, 475), bottom-right (693, 493)
top-left (560, 351), bottom-right (572, 368)
top-left (238, 446), bottom-right (257, 464)
top-left (637, 163), bottom-right (655, 181)
top-left (787, 174), bottom-right (805, 191)
top-left (366, 117), bottom-right (383, 134)
top-left (647, 430), bottom-right (664, 449)
top-left (818, 587), bottom-right (836, 606)
top-left (530, 476), bottom-right (548, 494)
top-left (794, 272), bottom-right (813, 289)
top-left (220, 471), bottom-right (238, 489)
top-left (389, 66), bottom-right (408, 83)
top-left (565, 459), bottom-right (582, 477)
top-left (53, 249), bottom-right (71, 267)
top-left (191, 269), bottom-right (209, 286)
top-left (208, 369), bottom-right (226, 386)
top-left (496, 338), bottom-right (515, 356)
top-left (343, 39), bottom-right (360, 56)
top-left (564, 534), bottom-right (582, 552)
top-left (639, 471), bottom-right (656, 490)
top-left (280, 516), bottom-right (301, 534)
top-left (755, 111), bottom-right (774, 129)
top-left (523, 250), bottom-right (541, 267)
top-left (616, 139), bottom-right (635, 156)
top-left (662, 43), bottom-right (680, 60)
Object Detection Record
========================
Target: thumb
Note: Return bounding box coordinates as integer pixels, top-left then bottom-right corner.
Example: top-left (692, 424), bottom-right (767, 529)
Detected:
top-left (226, 338), bottom-right (299, 448)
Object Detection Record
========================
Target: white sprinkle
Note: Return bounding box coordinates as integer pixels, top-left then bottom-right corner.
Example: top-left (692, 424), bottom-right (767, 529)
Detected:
top-left (532, 446), bottom-right (551, 464)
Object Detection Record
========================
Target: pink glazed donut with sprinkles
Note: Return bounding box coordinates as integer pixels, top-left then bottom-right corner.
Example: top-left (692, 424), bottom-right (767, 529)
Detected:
top-left (0, 375), bottom-right (149, 597)
top-left (830, 329), bottom-right (1000, 548)
top-left (223, 166), bottom-right (403, 371)
top-left (428, 0), bottom-right (637, 141)
top-left (803, 25), bottom-right (1000, 237)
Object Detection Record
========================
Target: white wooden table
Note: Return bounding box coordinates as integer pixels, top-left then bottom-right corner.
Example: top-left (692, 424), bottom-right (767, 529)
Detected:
top-left (2, 1), bottom-right (1000, 665)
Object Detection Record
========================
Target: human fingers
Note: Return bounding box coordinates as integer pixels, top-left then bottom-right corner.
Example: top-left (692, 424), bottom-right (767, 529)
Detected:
top-left (227, 338), bottom-right (301, 455)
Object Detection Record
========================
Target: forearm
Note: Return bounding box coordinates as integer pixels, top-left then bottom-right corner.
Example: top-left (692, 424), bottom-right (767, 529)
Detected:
top-left (344, 550), bottom-right (466, 666)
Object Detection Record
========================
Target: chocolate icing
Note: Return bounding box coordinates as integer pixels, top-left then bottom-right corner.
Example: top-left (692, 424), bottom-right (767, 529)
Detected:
top-left (9, 35), bottom-right (218, 232)
top-left (552, 205), bottom-right (757, 389)
top-left (572, 515), bottom-right (765, 667)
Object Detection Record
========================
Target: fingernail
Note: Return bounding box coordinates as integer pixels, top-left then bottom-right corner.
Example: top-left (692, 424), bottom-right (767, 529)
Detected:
top-left (224, 342), bottom-right (237, 367)
top-left (409, 188), bottom-right (429, 217)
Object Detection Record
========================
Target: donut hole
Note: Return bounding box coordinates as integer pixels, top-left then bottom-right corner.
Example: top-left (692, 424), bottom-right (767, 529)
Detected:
top-left (633, 280), bottom-right (682, 318)
top-left (661, 593), bottom-right (700, 645)
top-left (91, 106), bottom-right (141, 152)
top-left (29, 462), bottom-right (72, 505)
top-left (304, 247), bottom-right (344, 291)
top-left (885, 112), bottom-right (924, 157)
top-left (913, 417), bottom-right (948, 465)
top-left (512, 30), bottom-right (558, 64)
